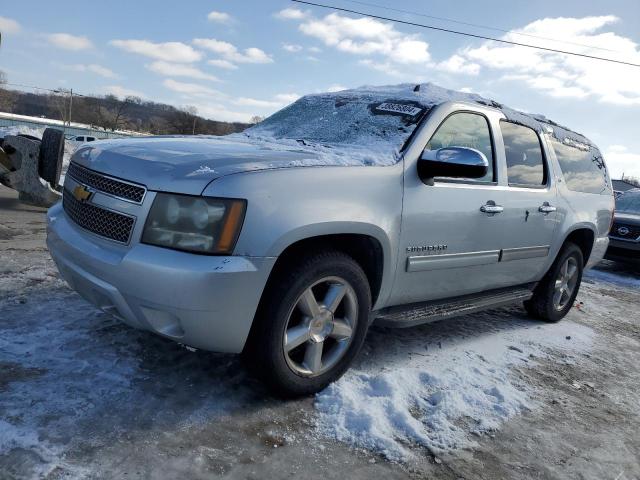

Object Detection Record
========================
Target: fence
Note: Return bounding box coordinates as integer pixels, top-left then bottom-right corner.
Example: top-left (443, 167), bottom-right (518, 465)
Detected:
top-left (0, 111), bottom-right (146, 139)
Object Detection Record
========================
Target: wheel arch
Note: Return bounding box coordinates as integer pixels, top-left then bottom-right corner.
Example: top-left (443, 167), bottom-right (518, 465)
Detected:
top-left (559, 226), bottom-right (596, 265)
top-left (265, 226), bottom-right (391, 308)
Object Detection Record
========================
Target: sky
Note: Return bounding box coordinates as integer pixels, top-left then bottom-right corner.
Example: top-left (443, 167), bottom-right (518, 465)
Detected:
top-left (1, 0), bottom-right (639, 178)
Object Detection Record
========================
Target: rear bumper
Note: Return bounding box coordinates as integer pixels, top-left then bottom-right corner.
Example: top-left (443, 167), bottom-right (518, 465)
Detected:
top-left (46, 202), bottom-right (276, 353)
top-left (586, 236), bottom-right (609, 269)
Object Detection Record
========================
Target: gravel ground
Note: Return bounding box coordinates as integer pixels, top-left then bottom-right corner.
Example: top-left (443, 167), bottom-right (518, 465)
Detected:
top-left (1, 184), bottom-right (639, 479)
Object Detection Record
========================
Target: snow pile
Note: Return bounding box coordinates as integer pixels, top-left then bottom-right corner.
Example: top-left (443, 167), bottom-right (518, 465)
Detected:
top-left (315, 310), bottom-right (593, 461)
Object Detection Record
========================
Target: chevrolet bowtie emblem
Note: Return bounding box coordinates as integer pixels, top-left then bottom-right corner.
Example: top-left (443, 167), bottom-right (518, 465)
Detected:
top-left (73, 184), bottom-right (93, 202)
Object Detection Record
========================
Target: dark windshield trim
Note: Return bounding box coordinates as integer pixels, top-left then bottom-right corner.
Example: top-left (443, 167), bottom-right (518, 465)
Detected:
top-left (399, 106), bottom-right (432, 153)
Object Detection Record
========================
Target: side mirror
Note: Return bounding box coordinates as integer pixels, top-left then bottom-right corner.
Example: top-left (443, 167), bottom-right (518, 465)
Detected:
top-left (417, 146), bottom-right (489, 184)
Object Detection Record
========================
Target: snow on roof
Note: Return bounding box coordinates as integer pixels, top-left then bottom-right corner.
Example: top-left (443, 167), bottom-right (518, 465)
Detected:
top-left (347, 83), bottom-right (595, 148)
top-left (246, 82), bottom-right (596, 158)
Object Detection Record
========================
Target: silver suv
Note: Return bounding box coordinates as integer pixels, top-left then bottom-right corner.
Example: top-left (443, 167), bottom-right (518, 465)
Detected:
top-left (47, 84), bottom-right (614, 395)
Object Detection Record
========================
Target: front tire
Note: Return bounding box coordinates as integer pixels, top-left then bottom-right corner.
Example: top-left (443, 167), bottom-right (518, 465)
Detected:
top-left (38, 128), bottom-right (65, 186)
top-left (244, 250), bottom-right (371, 397)
top-left (524, 242), bottom-right (584, 322)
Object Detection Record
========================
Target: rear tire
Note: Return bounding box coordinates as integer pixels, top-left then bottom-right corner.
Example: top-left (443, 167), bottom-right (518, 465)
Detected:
top-left (38, 128), bottom-right (65, 186)
top-left (524, 242), bottom-right (583, 322)
top-left (243, 250), bottom-right (371, 397)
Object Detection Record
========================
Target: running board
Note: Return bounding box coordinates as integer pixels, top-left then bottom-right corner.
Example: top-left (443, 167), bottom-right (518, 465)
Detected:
top-left (374, 286), bottom-right (534, 328)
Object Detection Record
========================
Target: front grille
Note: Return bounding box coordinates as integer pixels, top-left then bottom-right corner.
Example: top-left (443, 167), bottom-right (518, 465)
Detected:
top-left (67, 162), bottom-right (146, 203)
top-left (611, 222), bottom-right (640, 240)
top-left (63, 189), bottom-right (135, 243)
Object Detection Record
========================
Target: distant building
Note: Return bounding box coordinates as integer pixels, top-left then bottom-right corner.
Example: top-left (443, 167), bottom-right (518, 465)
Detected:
top-left (612, 179), bottom-right (637, 193)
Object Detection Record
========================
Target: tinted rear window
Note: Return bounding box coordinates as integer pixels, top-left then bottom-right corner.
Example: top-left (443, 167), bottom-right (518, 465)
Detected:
top-left (549, 138), bottom-right (611, 195)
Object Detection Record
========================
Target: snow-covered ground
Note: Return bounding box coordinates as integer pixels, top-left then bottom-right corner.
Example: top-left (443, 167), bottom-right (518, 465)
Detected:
top-left (1, 186), bottom-right (639, 478)
top-left (316, 315), bottom-right (592, 461)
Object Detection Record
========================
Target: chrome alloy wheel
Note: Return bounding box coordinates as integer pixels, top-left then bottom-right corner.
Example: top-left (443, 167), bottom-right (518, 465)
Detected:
top-left (283, 276), bottom-right (358, 377)
top-left (553, 256), bottom-right (579, 311)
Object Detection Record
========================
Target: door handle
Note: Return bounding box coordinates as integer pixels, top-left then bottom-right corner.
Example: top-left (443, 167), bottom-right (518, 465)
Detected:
top-left (480, 202), bottom-right (504, 214)
top-left (539, 202), bottom-right (557, 214)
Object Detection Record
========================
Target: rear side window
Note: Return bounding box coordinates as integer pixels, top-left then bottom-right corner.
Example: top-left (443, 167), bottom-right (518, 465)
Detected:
top-left (550, 138), bottom-right (611, 195)
top-left (426, 112), bottom-right (494, 182)
top-left (500, 121), bottom-right (545, 187)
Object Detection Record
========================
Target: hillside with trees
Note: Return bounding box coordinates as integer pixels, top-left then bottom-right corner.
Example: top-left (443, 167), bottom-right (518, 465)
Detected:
top-left (0, 72), bottom-right (250, 135)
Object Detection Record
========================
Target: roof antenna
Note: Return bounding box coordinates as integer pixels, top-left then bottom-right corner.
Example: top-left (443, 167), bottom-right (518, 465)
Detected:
top-left (413, 84), bottom-right (420, 92)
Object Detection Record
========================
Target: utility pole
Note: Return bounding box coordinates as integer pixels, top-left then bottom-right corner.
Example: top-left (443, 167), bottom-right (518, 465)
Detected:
top-left (68, 88), bottom-right (73, 127)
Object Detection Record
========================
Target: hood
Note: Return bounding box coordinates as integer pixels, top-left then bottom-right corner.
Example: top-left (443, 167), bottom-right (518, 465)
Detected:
top-left (614, 211), bottom-right (640, 224)
top-left (70, 135), bottom-right (323, 194)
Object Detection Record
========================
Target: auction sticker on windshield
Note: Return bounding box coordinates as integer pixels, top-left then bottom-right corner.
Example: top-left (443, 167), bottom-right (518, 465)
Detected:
top-left (375, 102), bottom-right (423, 118)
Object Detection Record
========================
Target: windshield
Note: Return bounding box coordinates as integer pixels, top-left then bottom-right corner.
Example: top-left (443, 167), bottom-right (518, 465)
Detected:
top-left (244, 93), bottom-right (428, 165)
top-left (615, 189), bottom-right (640, 213)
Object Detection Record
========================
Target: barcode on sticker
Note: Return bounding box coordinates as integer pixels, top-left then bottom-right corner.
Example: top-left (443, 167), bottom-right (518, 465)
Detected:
top-left (376, 103), bottom-right (423, 116)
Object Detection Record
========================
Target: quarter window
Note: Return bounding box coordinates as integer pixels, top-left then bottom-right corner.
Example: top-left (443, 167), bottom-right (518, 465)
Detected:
top-left (549, 138), bottom-right (611, 195)
top-left (500, 121), bottom-right (546, 187)
top-left (426, 112), bottom-right (494, 182)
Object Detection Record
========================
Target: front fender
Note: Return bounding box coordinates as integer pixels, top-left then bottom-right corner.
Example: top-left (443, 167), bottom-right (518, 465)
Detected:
top-left (202, 164), bottom-right (404, 308)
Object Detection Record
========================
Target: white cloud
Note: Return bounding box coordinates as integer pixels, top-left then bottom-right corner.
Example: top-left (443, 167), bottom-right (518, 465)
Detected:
top-left (604, 145), bottom-right (640, 178)
top-left (233, 97), bottom-right (282, 108)
top-left (193, 38), bottom-right (273, 64)
top-left (0, 16), bottom-right (21, 34)
top-left (274, 92), bottom-right (300, 103)
top-left (282, 43), bottom-right (303, 53)
top-left (162, 78), bottom-right (223, 97)
top-left (298, 13), bottom-right (430, 64)
top-left (207, 11), bottom-right (231, 23)
top-left (436, 55), bottom-right (480, 76)
top-left (308, 46), bottom-right (322, 53)
top-left (105, 85), bottom-right (144, 99)
top-left (453, 15), bottom-right (640, 105)
top-left (63, 64), bottom-right (117, 78)
top-left (358, 59), bottom-right (401, 77)
top-left (46, 33), bottom-right (93, 51)
top-left (110, 39), bottom-right (202, 63)
top-left (233, 93), bottom-right (299, 108)
top-left (207, 59), bottom-right (238, 70)
top-left (147, 61), bottom-right (219, 81)
top-left (275, 8), bottom-right (309, 20)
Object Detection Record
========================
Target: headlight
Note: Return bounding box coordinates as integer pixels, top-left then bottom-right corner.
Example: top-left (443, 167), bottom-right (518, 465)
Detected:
top-left (142, 193), bottom-right (246, 254)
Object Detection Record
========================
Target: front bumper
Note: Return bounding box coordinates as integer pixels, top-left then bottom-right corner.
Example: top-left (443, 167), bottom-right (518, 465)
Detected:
top-left (47, 202), bottom-right (276, 353)
top-left (605, 237), bottom-right (640, 263)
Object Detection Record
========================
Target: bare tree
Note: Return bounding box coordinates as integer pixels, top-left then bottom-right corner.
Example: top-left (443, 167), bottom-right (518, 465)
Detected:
top-left (0, 70), bottom-right (17, 113)
top-left (48, 90), bottom-right (72, 124)
top-left (166, 105), bottom-right (199, 134)
top-left (250, 115), bottom-right (265, 124)
top-left (93, 95), bottom-right (139, 132)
